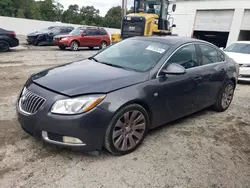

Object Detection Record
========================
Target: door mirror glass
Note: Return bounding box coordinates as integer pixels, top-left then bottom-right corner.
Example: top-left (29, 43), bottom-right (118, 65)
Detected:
top-left (160, 63), bottom-right (186, 75)
top-left (172, 4), bottom-right (176, 12)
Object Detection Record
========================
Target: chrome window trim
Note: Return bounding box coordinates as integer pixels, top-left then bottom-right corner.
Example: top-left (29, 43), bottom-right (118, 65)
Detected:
top-left (156, 42), bottom-right (226, 78)
top-left (156, 43), bottom-right (197, 78)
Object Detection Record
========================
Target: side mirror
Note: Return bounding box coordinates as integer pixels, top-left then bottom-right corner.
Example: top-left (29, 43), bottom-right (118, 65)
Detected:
top-left (220, 47), bottom-right (224, 50)
top-left (81, 33), bottom-right (86, 37)
top-left (160, 63), bottom-right (186, 76)
top-left (171, 24), bottom-right (176, 28)
top-left (172, 4), bottom-right (176, 12)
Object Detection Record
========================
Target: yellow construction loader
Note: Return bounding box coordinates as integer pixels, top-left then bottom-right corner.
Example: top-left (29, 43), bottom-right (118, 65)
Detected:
top-left (111, 0), bottom-right (177, 43)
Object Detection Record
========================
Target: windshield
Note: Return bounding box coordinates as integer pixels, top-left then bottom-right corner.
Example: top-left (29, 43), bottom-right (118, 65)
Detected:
top-left (69, 28), bottom-right (85, 36)
top-left (93, 39), bottom-right (170, 72)
top-left (224, 43), bottom-right (250, 54)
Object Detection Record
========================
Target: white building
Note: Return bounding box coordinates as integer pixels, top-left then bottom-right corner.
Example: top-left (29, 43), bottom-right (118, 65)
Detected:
top-left (171, 0), bottom-right (250, 47)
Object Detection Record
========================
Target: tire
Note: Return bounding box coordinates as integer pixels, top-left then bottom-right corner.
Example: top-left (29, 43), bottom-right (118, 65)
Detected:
top-left (59, 46), bottom-right (66, 50)
top-left (70, 41), bottom-right (79, 51)
top-left (0, 40), bottom-right (10, 52)
top-left (88, 47), bottom-right (94, 50)
top-left (104, 104), bottom-right (149, 156)
top-left (99, 41), bottom-right (107, 50)
top-left (213, 80), bottom-right (235, 112)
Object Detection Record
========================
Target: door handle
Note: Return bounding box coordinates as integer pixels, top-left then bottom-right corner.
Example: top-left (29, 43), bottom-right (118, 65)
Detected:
top-left (193, 76), bottom-right (203, 83)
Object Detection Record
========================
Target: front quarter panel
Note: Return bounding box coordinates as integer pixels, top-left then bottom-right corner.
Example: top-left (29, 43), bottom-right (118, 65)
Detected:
top-left (98, 79), bottom-right (170, 128)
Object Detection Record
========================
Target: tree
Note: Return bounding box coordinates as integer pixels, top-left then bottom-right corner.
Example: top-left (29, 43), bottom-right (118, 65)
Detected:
top-left (0, 0), bottom-right (15, 17)
top-left (79, 6), bottom-right (100, 26)
top-left (104, 6), bottom-right (122, 28)
top-left (62, 4), bottom-right (80, 24)
top-left (54, 2), bottom-right (64, 21)
top-left (39, 0), bottom-right (56, 21)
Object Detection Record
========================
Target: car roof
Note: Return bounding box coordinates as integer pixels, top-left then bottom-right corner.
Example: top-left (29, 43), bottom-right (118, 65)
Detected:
top-left (130, 36), bottom-right (207, 46)
top-left (234, 41), bottom-right (250, 44)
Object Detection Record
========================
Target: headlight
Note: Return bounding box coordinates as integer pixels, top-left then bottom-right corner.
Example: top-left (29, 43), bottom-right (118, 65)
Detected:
top-left (51, 94), bottom-right (106, 115)
top-left (60, 37), bottom-right (68, 41)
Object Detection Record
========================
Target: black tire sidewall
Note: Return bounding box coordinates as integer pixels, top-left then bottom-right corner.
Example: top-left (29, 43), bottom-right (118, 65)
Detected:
top-left (215, 80), bottom-right (235, 112)
top-left (104, 104), bottom-right (149, 156)
top-left (0, 40), bottom-right (10, 52)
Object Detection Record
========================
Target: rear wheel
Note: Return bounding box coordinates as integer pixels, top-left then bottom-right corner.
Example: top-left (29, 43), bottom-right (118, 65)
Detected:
top-left (99, 41), bottom-right (107, 50)
top-left (70, 41), bottom-right (79, 51)
top-left (104, 104), bottom-right (149, 156)
top-left (0, 40), bottom-right (10, 52)
top-left (213, 80), bottom-right (235, 112)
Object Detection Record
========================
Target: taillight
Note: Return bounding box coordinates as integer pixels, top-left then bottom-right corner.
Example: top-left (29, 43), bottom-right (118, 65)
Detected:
top-left (8, 31), bottom-right (16, 38)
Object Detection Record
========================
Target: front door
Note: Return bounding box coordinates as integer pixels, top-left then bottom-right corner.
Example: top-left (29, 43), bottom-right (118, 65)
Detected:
top-left (154, 44), bottom-right (206, 123)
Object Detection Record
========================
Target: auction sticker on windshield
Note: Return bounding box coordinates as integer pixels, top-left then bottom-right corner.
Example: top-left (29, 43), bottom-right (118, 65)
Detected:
top-left (146, 45), bottom-right (166, 53)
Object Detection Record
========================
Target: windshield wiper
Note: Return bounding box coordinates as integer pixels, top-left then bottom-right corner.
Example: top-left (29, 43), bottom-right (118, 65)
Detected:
top-left (99, 62), bottom-right (132, 70)
top-left (88, 57), bottom-right (99, 62)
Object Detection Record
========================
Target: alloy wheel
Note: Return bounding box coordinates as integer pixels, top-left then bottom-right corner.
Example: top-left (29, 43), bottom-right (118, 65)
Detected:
top-left (112, 110), bottom-right (146, 151)
top-left (72, 42), bottom-right (79, 51)
top-left (221, 84), bottom-right (234, 109)
top-left (101, 42), bottom-right (107, 49)
top-left (0, 41), bottom-right (10, 52)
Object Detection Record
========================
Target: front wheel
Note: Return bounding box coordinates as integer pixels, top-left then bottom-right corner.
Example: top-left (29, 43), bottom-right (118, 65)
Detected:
top-left (104, 104), bottom-right (149, 156)
top-left (213, 80), bottom-right (235, 112)
top-left (70, 41), bottom-right (79, 51)
top-left (0, 40), bottom-right (10, 52)
top-left (99, 41), bottom-right (107, 50)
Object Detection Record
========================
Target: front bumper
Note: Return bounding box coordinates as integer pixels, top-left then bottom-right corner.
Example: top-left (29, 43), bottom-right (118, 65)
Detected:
top-left (238, 67), bottom-right (250, 82)
top-left (16, 83), bottom-right (112, 152)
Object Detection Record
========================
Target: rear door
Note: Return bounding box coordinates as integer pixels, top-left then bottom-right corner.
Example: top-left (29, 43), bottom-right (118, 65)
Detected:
top-left (197, 43), bottom-right (227, 108)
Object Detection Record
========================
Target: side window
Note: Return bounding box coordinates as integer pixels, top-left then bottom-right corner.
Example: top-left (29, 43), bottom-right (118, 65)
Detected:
top-left (85, 30), bottom-right (91, 36)
top-left (87, 30), bottom-right (98, 36)
top-left (100, 29), bottom-right (107, 35)
top-left (200, 44), bottom-right (224, 65)
top-left (167, 44), bottom-right (198, 69)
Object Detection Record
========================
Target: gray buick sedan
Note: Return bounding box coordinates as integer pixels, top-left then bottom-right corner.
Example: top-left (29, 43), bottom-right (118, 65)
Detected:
top-left (17, 36), bottom-right (239, 155)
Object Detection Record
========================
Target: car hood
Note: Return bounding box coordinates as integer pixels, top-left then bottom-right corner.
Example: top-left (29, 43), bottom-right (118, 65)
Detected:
top-left (31, 59), bottom-right (149, 96)
top-left (224, 51), bottom-right (250, 64)
top-left (27, 31), bottom-right (47, 36)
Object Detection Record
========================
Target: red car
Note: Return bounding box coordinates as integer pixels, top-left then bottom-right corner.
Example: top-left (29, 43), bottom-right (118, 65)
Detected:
top-left (53, 27), bottom-right (111, 51)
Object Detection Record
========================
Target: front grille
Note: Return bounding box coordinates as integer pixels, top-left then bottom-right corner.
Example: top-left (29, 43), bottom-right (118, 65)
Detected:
top-left (47, 132), bottom-right (63, 142)
top-left (121, 17), bottom-right (145, 39)
top-left (19, 90), bottom-right (45, 114)
top-left (27, 36), bottom-right (37, 43)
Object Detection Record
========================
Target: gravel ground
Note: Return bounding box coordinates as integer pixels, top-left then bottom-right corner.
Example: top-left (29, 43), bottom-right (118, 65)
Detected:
top-left (0, 37), bottom-right (249, 188)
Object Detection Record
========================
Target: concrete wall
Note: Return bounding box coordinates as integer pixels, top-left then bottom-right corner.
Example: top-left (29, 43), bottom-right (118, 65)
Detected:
top-left (0, 16), bottom-right (120, 37)
top-left (171, 0), bottom-right (250, 47)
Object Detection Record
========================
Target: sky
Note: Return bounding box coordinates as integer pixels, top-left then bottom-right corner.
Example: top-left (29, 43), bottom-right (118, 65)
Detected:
top-left (57, 0), bottom-right (134, 17)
